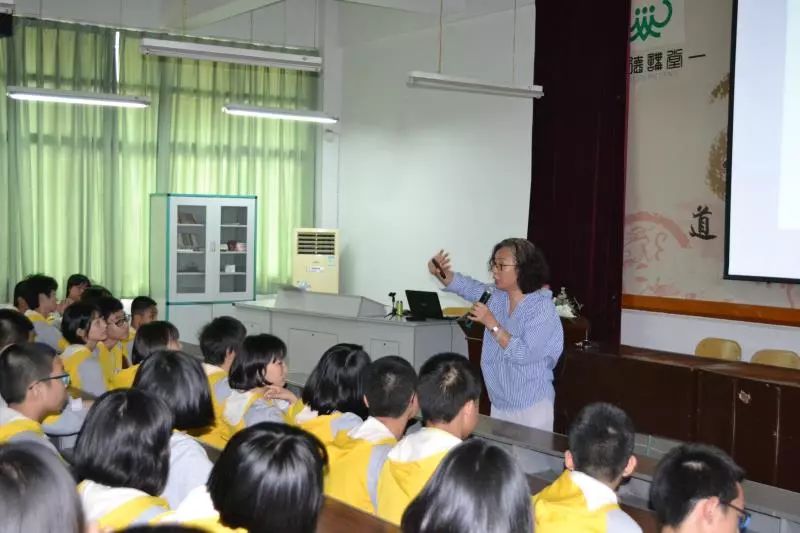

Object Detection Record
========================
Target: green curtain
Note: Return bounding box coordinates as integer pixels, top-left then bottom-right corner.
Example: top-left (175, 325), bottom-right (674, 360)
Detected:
top-left (1, 19), bottom-right (317, 300)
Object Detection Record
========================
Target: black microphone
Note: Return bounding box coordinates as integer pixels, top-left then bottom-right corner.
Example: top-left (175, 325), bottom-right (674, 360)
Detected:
top-left (463, 290), bottom-right (492, 329)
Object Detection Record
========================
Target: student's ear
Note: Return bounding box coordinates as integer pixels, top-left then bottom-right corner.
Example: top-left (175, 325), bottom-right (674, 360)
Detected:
top-left (363, 395), bottom-right (370, 408)
top-left (622, 455), bottom-right (637, 478)
top-left (224, 348), bottom-right (236, 363)
top-left (564, 450), bottom-right (575, 471)
top-left (698, 496), bottom-right (721, 526)
top-left (76, 327), bottom-right (88, 342)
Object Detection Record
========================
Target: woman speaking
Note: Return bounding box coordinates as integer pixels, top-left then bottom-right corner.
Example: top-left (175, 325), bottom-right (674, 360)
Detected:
top-left (428, 238), bottom-right (563, 431)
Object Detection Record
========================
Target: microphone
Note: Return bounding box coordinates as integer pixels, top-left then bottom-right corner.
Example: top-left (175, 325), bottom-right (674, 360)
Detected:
top-left (463, 290), bottom-right (492, 329)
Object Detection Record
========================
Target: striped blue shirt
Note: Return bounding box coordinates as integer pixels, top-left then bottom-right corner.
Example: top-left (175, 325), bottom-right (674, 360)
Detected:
top-left (445, 273), bottom-right (564, 411)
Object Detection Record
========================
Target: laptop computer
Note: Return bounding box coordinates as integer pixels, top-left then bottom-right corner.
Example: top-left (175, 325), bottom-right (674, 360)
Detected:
top-left (405, 290), bottom-right (448, 320)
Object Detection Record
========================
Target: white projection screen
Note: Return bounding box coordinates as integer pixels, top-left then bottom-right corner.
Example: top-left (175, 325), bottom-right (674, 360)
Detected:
top-left (726, 0), bottom-right (800, 282)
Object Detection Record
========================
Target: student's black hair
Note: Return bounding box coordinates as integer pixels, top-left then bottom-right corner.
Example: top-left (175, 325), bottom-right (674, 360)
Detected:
top-left (0, 309), bottom-right (34, 348)
top-left (121, 527), bottom-right (206, 533)
top-left (96, 296), bottom-right (124, 320)
top-left (208, 422), bottom-right (328, 533)
top-left (489, 238), bottom-right (550, 294)
top-left (131, 296), bottom-right (158, 316)
top-left (417, 353), bottom-right (481, 424)
top-left (60, 302), bottom-right (100, 345)
top-left (301, 343), bottom-right (371, 419)
top-left (568, 402), bottom-right (636, 483)
top-left (13, 279), bottom-right (28, 310)
top-left (198, 316), bottom-right (247, 366)
top-left (21, 274), bottom-right (58, 311)
top-left (0, 442), bottom-right (86, 533)
top-left (364, 356), bottom-right (417, 418)
top-left (133, 350), bottom-right (214, 431)
top-left (650, 443), bottom-right (745, 528)
top-left (65, 274), bottom-right (91, 297)
top-left (73, 389), bottom-right (173, 496)
top-left (228, 334), bottom-right (287, 391)
top-left (402, 439), bottom-right (532, 533)
top-left (79, 285), bottom-right (113, 306)
top-left (0, 343), bottom-right (57, 404)
top-left (131, 321), bottom-right (180, 365)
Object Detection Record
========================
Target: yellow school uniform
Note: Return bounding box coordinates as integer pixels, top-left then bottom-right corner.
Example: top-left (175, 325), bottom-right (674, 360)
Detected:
top-left (111, 364), bottom-right (139, 390)
top-left (533, 470), bottom-right (642, 533)
top-left (98, 342), bottom-right (126, 389)
top-left (121, 326), bottom-right (136, 365)
top-left (376, 427), bottom-right (462, 525)
top-left (78, 480), bottom-right (170, 530)
top-left (190, 365), bottom-right (233, 450)
top-left (61, 344), bottom-right (107, 396)
top-left (0, 407), bottom-right (59, 454)
top-left (283, 398), bottom-right (307, 425)
top-left (325, 416), bottom-right (397, 513)
top-left (294, 404), bottom-right (363, 452)
top-left (155, 486), bottom-right (245, 533)
top-left (221, 390), bottom-right (287, 439)
top-left (25, 310), bottom-right (69, 352)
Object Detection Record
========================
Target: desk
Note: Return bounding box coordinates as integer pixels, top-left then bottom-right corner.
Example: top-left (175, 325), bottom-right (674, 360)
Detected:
top-left (319, 499), bottom-right (398, 533)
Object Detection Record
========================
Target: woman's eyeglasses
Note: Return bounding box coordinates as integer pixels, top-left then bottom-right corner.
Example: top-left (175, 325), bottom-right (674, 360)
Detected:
top-left (722, 502), bottom-right (751, 531)
top-left (489, 260), bottom-right (517, 271)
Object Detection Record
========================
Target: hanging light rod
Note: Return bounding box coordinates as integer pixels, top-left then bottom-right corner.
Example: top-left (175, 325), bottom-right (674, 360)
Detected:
top-left (140, 38), bottom-right (322, 72)
top-left (407, 71), bottom-right (543, 99)
top-left (6, 86), bottom-right (151, 108)
top-left (222, 103), bottom-right (338, 124)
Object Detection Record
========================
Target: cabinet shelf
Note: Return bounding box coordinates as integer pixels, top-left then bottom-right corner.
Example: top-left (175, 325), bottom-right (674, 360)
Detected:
top-left (178, 223), bottom-right (205, 227)
top-left (220, 224), bottom-right (246, 228)
top-left (177, 250), bottom-right (205, 254)
top-left (220, 251), bottom-right (246, 254)
top-left (178, 272), bottom-right (205, 275)
top-left (220, 272), bottom-right (246, 276)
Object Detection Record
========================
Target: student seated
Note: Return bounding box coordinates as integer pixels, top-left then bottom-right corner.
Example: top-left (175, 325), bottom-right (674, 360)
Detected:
top-left (97, 296), bottom-right (131, 383)
top-left (112, 321), bottom-right (181, 390)
top-left (534, 402), bottom-right (642, 532)
top-left (376, 352), bottom-right (481, 525)
top-left (650, 443), bottom-right (747, 533)
top-left (125, 296), bottom-right (159, 358)
top-left (0, 308), bottom-right (34, 350)
top-left (60, 302), bottom-right (109, 397)
top-left (223, 334), bottom-right (295, 434)
top-left (134, 350), bottom-right (215, 508)
top-left (58, 273), bottom-right (91, 313)
top-left (0, 343), bottom-right (69, 454)
top-left (79, 285), bottom-right (113, 305)
top-left (0, 442), bottom-right (87, 533)
top-left (326, 355), bottom-right (418, 513)
top-left (401, 439), bottom-right (532, 533)
top-left (291, 343), bottom-right (371, 448)
top-left (160, 422), bottom-right (327, 533)
top-left (13, 279), bottom-right (29, 313)
top-left (21, 274), bottom-right (68, 352)
top-left (73, 389), bottom-right (172, 529)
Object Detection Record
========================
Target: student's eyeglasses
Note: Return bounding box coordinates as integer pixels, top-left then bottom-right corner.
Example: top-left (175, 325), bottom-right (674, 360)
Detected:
top-left (30, 373), bottom-right (71, 388)
top-left (722, 502), bottom-right (751, 531)
top-left (489, 260), bottom-right (517, 271)
top-left (110, 314), bottom-right (130, 328)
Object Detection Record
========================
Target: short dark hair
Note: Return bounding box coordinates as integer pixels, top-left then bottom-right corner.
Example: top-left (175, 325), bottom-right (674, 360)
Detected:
top-left (650, 443), bottom-right (745, 528)
top-left (65, 274), bottom-right (91, 297)
top-left (13, 279), bottom-right (28, 310)
top-left (402, 439), bottom-right (532, 533)
top-left (568, 402), bottom-right (636, 483)
top-left (131, 321), bottom-right (180, 365)
top-left (0, 309), bottom-right (34, 348)
top-left (208, 422), bottom-right (328, 533)
top-left (0, 343), bottom-right (57, 404)
top-left (417, 353), bottom-right (481, 424)
top-left (73, 389), bottom-right (173, 496)
top-left (229, 334), bottom-right (287, 391)
top-left (79, 285), bottom-right (113, 306)
top-left (0, 442), bottom-right (86, 533)
top-left (131, 296), bottom-right (157, 316)
top-left (301, 343), bottom-right (371, 419)
top-left (121, 527), bottom-right (206, 533)
top-left (198, 316), bottom-right (247, 366)
top-left (96, 296), bottom-right (124, 320)
top-left (21, 274), bottom-right (58, 310)
top-left (60, 302), bottom-right (99, 345)
top-left (489, 238), bottom-right (550, 293)
top-left (364, 356), bottom-right (417, 418)
top-left (133, 350), bottom-right (214, 431)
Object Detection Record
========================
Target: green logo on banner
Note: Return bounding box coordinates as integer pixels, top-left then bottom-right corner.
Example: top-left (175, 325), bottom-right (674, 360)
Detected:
top-left (630, 0), bottom-right (673, 42)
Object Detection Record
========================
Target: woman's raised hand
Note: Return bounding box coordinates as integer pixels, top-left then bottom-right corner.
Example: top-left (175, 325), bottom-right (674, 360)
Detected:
top-left (428, 250), bottom-right (454, 286)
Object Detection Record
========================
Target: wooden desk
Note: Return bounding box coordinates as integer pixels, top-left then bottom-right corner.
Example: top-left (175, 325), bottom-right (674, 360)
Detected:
top-left (319, 499), bottom-right (398, 533)
top-left (555, 344), bottom-right (800, 491)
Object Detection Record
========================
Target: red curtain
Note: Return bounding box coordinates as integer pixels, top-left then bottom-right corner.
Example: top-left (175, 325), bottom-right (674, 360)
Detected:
top-left (528, 0), bottom-right (631, 345)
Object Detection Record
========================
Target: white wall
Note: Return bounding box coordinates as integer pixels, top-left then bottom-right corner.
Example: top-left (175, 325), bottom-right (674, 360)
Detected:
top-left (334, 1), bottom-right (537, 308)
top-left (621, 309), bottom-right (800, 361)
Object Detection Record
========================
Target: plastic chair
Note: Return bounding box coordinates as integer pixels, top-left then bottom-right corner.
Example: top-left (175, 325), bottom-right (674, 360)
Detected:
top-left (694, 338), bottom-right (742, 361)
top-left (751, 349), bottom-right (800, 370)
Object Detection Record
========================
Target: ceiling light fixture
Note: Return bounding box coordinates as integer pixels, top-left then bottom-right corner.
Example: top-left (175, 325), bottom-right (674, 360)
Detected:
top-left (222, 103), bottom-right (338, 124)
top-left (7, 86), bottom-right (150, 108)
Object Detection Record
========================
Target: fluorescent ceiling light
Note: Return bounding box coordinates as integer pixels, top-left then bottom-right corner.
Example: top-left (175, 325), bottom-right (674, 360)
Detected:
top-left (223, 104), bottom-right (338, 124)
top-left (6, 86), bottom-right (150, 108)
top-left (407, 71), bottom-right (544, 99)
top-left (141, 38), bottom-right (322, 72)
